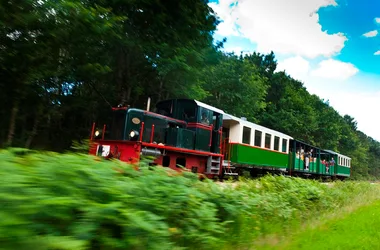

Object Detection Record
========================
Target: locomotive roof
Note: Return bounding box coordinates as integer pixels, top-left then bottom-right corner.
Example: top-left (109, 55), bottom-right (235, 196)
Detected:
top-left (158, 99), bottom-right (226, 114)
top-left (194, 100), bottom-right (225, 114)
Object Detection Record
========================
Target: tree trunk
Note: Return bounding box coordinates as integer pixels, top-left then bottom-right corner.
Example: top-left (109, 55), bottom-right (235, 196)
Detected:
top-left (25, 107), bottom-right (42, 148)
top-left (118, 49), bottom-right (133, 105)
top-left (6, 100), bottom-right (19, 146)
top-left (157, 79), bottom-right (164, 101)
top-left (116, 48), bottom-right (126, 104)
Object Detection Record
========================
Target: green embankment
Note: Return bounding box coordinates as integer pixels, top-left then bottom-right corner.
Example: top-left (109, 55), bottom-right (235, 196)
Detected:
top-left (257, 198), bottom-right (380, 250)
top-left (1, 148), bottom-right (380, 250)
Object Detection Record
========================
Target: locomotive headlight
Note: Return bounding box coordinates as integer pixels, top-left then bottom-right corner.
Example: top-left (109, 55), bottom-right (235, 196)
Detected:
top-left (129, 130), bottom-right (139, 141)
top-left (130, 131), bottom-right (135, 137)
top-left (95, 130), bottom-right (100, 137)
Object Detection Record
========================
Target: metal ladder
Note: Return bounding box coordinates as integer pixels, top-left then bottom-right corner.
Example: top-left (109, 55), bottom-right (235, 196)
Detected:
top-left (223, 160), bottom-right (238, 176)
top-left (206, 156), bottom-right (221, 174)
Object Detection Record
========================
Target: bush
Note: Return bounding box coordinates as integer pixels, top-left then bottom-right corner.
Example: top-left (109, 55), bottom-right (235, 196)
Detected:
top-left (0, 148), bottom-right (376, 249)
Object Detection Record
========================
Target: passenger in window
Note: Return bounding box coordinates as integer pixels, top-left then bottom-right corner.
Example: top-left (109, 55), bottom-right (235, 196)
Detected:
top-left (330, 157), bottom-right (335, 166)
top-left (201, 112), bottom-right (209, 125)
top-left (305, 150), bottom-right (311, 170)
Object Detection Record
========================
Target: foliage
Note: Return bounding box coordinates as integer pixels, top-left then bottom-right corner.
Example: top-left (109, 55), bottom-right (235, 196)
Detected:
top-left (0, 149), bottom-right (377, 249)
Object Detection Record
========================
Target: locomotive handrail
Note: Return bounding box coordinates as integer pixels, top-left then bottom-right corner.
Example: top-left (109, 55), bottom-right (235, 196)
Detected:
top-left (208, 124), bottom-right (213, 147)
top-left (90, 122), bottom-right (95, 140)
top-left (219, 127), bottom-right (223, 153)
top-left (150, 124), bottom-right (155, 143)
top-left (139, 122), bottom-right (145, 142)
top-left (102, 124), bottom-right (106, 140)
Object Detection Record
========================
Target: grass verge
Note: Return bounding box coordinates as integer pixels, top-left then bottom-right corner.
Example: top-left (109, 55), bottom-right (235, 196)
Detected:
top-left (0, 148), bottom-right (379, 250)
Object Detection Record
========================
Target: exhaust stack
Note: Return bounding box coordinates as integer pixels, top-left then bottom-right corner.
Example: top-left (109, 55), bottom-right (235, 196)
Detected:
top-left (146, 97), bottom-right (151, 111)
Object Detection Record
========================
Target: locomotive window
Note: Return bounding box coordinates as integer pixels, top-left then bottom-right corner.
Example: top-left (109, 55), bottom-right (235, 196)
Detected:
top-left (282, 139), bottom-right (287, 152)
top-left (104, 110), bottom-right (126, 140)
top-left (265, 133), bottom-right (271, 149)
top-left (182, 107), bottom-right (196, 121)
top-left (176, 157), bottom-right (186, 168)
top-left (274, 136), bottom-right (280, 151)
top-left (254, 130), bottom-right (262, 147)
top-left (242, 126), bottom-right (251, 144)
top-left (199, 108), bottom-right (212, 125)
top-left (156, 100), bottom-right (173, 117)
top-left (162, 155), bottom-right (170, 167)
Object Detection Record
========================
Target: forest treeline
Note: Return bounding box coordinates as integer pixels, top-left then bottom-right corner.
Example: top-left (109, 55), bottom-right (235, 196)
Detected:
top-left (1, 0), bottom-right (379, 179)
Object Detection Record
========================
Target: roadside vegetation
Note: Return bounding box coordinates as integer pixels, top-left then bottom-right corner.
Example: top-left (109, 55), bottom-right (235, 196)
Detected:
top-left (1, 148), bottom-right (379, 250)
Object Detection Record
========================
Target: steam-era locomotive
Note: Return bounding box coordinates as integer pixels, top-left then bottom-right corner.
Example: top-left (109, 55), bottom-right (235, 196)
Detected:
top-left (89, 98), bottom-right (351, 180)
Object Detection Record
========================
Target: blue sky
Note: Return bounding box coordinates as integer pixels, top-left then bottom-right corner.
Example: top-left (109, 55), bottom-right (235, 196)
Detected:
top-left (209, 0), bottom-right (380, 141)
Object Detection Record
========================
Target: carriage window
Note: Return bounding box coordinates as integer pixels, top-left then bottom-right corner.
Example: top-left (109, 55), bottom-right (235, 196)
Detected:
top-left (242, 126), bottom-right (251, 144)
top-left (265, 133), bottom-right (271, 149)
top-left (274, 136), bottom-right (280, 151)
top-left (282, 139), bottom-right (287, 152)
top-left (254, 130), bottom-right (262, 147)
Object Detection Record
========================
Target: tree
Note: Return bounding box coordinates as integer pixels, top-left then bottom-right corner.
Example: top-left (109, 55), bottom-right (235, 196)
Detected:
top-left (200, 51), bottom-right (268, 121)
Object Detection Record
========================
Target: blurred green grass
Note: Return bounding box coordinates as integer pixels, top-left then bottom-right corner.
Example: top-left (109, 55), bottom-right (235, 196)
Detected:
top-left (259, 199), bottom-right (380, 250)
top-left (0, 148), bottom-right (378, 250)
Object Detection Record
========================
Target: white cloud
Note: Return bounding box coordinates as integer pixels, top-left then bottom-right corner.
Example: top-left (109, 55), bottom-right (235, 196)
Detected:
top-left (375, 17), bottom-right (380, 24)
top-left (362, 30), bottom-right (378, 38)
top-left (374, 50), bottom-right (380, 55)
top-left (276, 56), bottom-right (358, 82)
top-left (310, 59), bottom-right (359, 80)
top-left (276, 56), bottom-right (310, 81)
top-left (209, 0), bottom-right (347, 59)
top-left (323, 90), bottom-right (380, 142)
top-left (209, 0), bottom-right (239, 36)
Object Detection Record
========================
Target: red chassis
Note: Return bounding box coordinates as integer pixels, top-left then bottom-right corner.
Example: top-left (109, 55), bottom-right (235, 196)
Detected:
top-left (89, 139), bottom-right (225, 179)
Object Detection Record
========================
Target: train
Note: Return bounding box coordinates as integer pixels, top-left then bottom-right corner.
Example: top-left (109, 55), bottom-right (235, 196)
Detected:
top-left (89, 98), bottom-right (351, 180)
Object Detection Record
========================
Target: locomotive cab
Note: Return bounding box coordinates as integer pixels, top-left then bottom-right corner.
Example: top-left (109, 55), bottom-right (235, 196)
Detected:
top-left (156, 99), bottom-right (224, 153)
